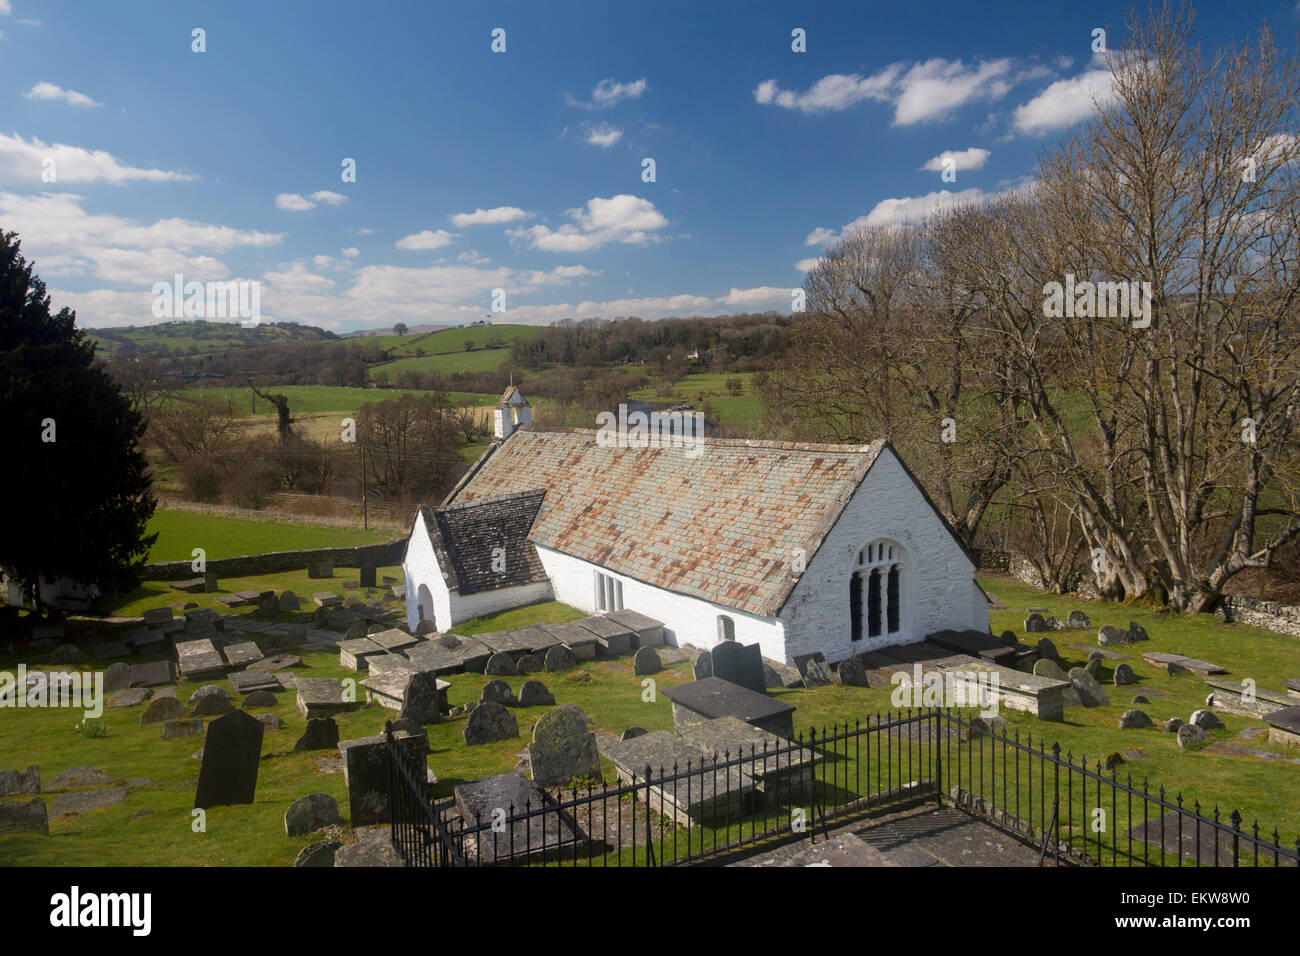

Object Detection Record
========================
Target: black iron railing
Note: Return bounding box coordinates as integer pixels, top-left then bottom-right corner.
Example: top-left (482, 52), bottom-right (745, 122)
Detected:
top-left (384, 709), bottom-right (1300, 868)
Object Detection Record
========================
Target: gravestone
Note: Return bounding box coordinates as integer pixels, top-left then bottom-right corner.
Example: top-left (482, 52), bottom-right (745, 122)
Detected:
top-left (1189, 709), bottom-right (1224, 731)
top-left (140, 695), bottom-right (186, 725)
top-left (294, 717), bottom-right (340, 752)
top-left (711, 642), bottom-right (765, 694)
top-left (463, 701), bottom-right (518, 745)
top-left (485, 652), bottom-right (516, 676)
top-left (242, 690), bottom-right (277, 709)
top-left (296, 678), bottom-right (350, 719)
top-left (279, 591), bottom-right (301, 611)
top-left (1066, 610), bottom-right (1091, 629)
top-left (1119, 710), bottom-right (1152, 729)
top-left (229, 669), bottom-right (280, 695)
top-left (1036, 637), bottom-right (1058, 660)
top-left (359, 565), bottom-right (377, 588)
top-left (1127, 621), bottom-right (1149, 643)
top-left (1098, 625), bottom-right (1129, 647)
top-left (836, 656), bottom-right (871, 688)
top-left (0, 798), bottom-right (48, 836)
top-left (1033, 658), bottom-right (1068, 681)
top-left (481, 679), bottom-right (518, 706)
top-left (203, 571), bottom-right (219, 593)
top-left (162, 718), bottom-right (205, 739)
top-left (188, 685), bottom-right (232, 717)
top-left (108, 688), bottom-right (148, 708)
top-left (793, 652), bottom-right (832, 687)
top-left (1068, 667), bottom-right (1110, 708)
top-left (103, 663), bottom-right (131, 692)
top-left (0, 765), bottom-right (40, 797)
top-left (338, 730), bottom-right (425, 826)
top-left (693, 650), bottom-right (713, 680)
top-left (398, 671), bottom-right (443, 725)
top-left (194, 710), bottom-right (265, 809)
top-left (1113, 663), bottom-right (1136, 686)
top-left (257, 592), bottom-right (279, 614)
top-left (142, 607), bottom-right (173, 626)
top-left (284, 793), bottom-right (339, 837)
top-left (632, 646), bottom-right (662, 676)
top-left (1024, 613), bottom-right (1048, 633)
top-left (527, 706), bottom-right (601, 787)
top-left (519, 680), bottom-right (556, 707)
top-left (762, 658), bottom-right (804, 689)
top-left (543, 644), bottom-right (577, 672)
top-left (176, 639), bottom-right (226, 680)
top-left (1177, 724), bottom-right (1208, 749)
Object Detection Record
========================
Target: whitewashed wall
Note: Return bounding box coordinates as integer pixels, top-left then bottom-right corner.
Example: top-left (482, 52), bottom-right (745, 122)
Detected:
top-left (403, 515), bottom-right (553, 632)
top-left (780, 447), bottom-right (987, 664)
top-left (535, 545), bottom-right (789, 661)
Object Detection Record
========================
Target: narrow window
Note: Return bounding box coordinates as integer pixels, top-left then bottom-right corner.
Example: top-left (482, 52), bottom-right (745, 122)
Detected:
top-left (850, 572), bottom-right (863, 642)
top-left (867, 568), bottom-right (882, 638)
top-left (887, 564), bottom-right (901, 633)
top-left (594, 571), bottom-right (606, 611)
top-left (718, 615), bottom-right (736, 642)
top-left (613, 578), bottom-right (624, 611)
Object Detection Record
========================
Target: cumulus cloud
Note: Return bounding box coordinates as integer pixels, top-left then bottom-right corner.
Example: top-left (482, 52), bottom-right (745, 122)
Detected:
top-left (395, 229), bottom-right (458, 251)
top-left (567, 77), bottom-right (648, 109)
top-left (804, 227), bottom-right (838, 246)
top-left (275, 190), bottom-right (349, 211)
top-left (509, 194), bottom-right (668, 252)
top-left (758, 58), bottom-right (1052, 125)
top-left (310, 190), bottom-right (348, 205)
top-left (341, 246), bottom-right (360, 257)
top-left (586, 123), bottom-right (623, 147)
top-left (263, 260), bottom-right (337, 293)
top-left (450, 205), bottom-right (529, 227)
top-left (795, 257), bottom-right (821, 272)
top-left (1012, 67), bottom-right (1116, 135)
top-left (921, 147), bottom-right (991, 172)
top-left (24, 82), bottom-right (100, 108)
top-left (0, 132), bottom-right (197, 185)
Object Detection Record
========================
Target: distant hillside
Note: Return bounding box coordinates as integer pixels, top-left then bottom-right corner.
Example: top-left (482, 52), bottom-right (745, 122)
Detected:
top-left (89, 320), bottom-right (338, 360)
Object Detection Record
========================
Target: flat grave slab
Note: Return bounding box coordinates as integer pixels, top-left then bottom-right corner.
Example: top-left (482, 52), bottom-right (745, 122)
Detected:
top-left (1264, 706), bottom-right (1300, 747)
top-left (676, 716), bottom-right (820, 790)
top-left (366, 653), bottom-right (419, 678)
top-left (222, 642), bottom-right (263, 668)
top-left (367, 628), bottom-right (418, 653)
top-left (1072, 643), bottom-right (1129, 660)
top-left (924, 655), bottom-right (1069, 721)
top-left (454, 771), bottom-right (587, 864)
top-left (121, 627), bottom-right (163, 650)
top-left (573, 615), bottom-right (636, 656)
top-left (312, 592), bottom-right (343, 608)
top-left (540, 621), bottom-right (602, 659)
top-left (129, 661), bottom-right (175, 688)
top-left (228, 669), bottom-right (281, 695)
top-left (663, 677), bottom-right (796, 738)
top-left (410, 634), bottom-right (492, 673)
top-left (1282, 677), bottom-right (1300, 697)
top-left (339, 638), bottom-right (386, 671)
top-left (926, 630), bottom-right (1027, 668)
top-left (1142, 651), bottom-right (1227, 675)
top-left (296, 678), bottom-right (350, 719)
top-left (477, 626), bottom-right (561, 658)
top-left (1205, 678), bottom-right (1292, 718)
top-left (604, 609), bottom-right (665, 647)
top-left (360, 669), bottom-right (450, 714)
top-left (598, 731), bottom-right (754, 826)
top-left (175, 639), bottom-right (226, 680)
top-left (257, 653), bottom-right (301, 672)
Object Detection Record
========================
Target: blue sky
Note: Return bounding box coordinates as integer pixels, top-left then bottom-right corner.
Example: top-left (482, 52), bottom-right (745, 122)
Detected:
top-left (1, 0), bottom-right (1296, 331)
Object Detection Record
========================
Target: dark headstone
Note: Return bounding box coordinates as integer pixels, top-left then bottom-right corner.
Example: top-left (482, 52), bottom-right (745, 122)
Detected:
top-left (1127, 621), bottom-right (1149, 643)
top-left (338, 730), bottom-right (425, 826)
top-left (543, 644), bottom-right (577, 672)
top-left (632, 646), bottom-right (662, 676)
top-left (528, 706), bottom-right (601, 787)
top-left (1024, 613), bottom-right (1048, 633)
top-left (711, 641), bottom-right (765, 694)
top-left (836, 656), bottom-right (871, 687)
top-left (242, 690), bottom-right (278, 709)
top-left (203, 570), bottom-right (219, 593)
top-left (519, 680), bottom-right (556, 707)
top-left (188, 685), bottom-right (232, 717)
top-left (463, 700), bottom-right (518, 745)
top-left (103, 662), bottom-right (131, 692)
top-left (481, 679), bottom-right (519, 707)
top-left (294, 839), bottom-right (342, 867)
top-left (485, 652), bottom-right (516, 676)
top-left (284, 793), bottom-right (339, 836)
top-left (140, 695), bottom-right (186, 725)
top-left (399, 671), bottom-right (443, 725)
top-left (1113, 663), bottom-right (1136, 686)
top-left (1177, 724), bottom-right (1208, 749)
top-left (194, 710), bottom-right (265, 809)
top-left (279, 590), bottom-right (301, 611)
top-left (1066, 610), bottom-right (1090, 629)
top-left (693, 649), bottom-right (713, 680)
top-left (1119, 710), bottom-right (1152, 729)
top-left (1068, 667), bottom-right (1110, 707)
top-left (359, 565), bottom-right (377, 588)
top-left (294, 717), bottom-right (340, 752)
top-left (1098, 625), bottom-right (1129, 647)
top-left (1035, 637), bottom-right (1058, 660)
top-left (0, 798), bottom-right (48, 836)
top-left (1189, 709), bottom-right (1224, 731)
top-left (0, 765), bottom-right (40, 797)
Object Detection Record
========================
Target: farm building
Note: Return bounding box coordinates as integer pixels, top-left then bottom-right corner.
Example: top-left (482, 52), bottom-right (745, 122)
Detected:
top-left (402, 388), bottom-right (989, 664)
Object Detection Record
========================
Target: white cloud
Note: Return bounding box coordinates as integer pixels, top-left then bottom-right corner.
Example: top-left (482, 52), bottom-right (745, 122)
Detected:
top-left (1012, 68), bottom-right (1116, 135)
top-left (586, 123), bottom-right (623, 147)
top-left (0, 132), bottom-right (196, 185)
top-left (310, 190), bottom-right (348, 205)
top-left (449, 205), bottom-right (529, 227)
top-left (568, 77), bottom-right (648, 109)
top-left (754, 69), bottom-right (900, 113)
top-left (275, 193), bottom-right (315, 211)
top-left (395, 229), bottom-right (458, 251)
top-left (804, 227), bottom-right (838, 246)
top-left (758, 58), bottom-right (1048, 126)
top-left (456, 249), bottom-right (491, 265)
top-left (510, 194), bottom-right (668, 252)
top-left (860, 188), bottom-right (990, 227)
top-left (921, 147), bottom-right (991, 172)
top-left (264, 261), bottom-right (336, 293)
top-left (24, 82), bottom-right (101, 108)
top-left (0, 1), bottom-right (11, 15)
top-left (341, 246), bottom-right (360, 257)
top-left (721, 286), bottom-right (791, 306)
top-left (795, 257), bottom-right (821, 272)
top-left (355, 227), bottom-right (374, 236)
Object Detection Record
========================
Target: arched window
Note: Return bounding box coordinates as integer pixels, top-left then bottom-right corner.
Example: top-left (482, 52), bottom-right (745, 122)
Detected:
top-left (717, 615), bottom-right (736, 642)
top-left (851, 540), bottom-right (906, 643)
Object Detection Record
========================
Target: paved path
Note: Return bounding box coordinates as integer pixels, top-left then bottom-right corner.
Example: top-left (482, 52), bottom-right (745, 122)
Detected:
top-left (731, 805), bottom-right (1046, 867)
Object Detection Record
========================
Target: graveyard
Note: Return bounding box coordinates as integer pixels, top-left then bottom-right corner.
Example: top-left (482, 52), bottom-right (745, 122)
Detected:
top-left (2, 559), bottom-right (1300, 867)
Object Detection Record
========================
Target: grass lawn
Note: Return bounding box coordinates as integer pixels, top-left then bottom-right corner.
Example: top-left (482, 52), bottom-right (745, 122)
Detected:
top-left (175, 385), bottom-right (495, 415)
top-left (628, 372), bottom-right (763, 430)
top-left (3, 573), bottom-right (1299, 866)
top-left (143, 508), bottom-right (395, 564)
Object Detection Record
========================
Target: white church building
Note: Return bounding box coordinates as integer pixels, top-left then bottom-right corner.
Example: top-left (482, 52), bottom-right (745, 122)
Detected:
top-left (403, 388), bottom-right (990, 665)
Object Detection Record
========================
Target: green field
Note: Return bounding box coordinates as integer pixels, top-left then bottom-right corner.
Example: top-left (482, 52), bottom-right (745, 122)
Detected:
top-left (89, 321), bottom-right (335, 361)
top-left (174, 385), bottom-right (496, 416)
top-left (143, 508), bottom-right (394, 564)
top-left (628, 371), bottom-right (763, 429)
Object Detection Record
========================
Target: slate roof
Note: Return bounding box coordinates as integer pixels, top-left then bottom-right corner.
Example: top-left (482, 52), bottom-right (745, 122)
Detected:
top-left (417, 490), bottom-right (549, 595)
top-left (446, 428), bottom-right (887, 617)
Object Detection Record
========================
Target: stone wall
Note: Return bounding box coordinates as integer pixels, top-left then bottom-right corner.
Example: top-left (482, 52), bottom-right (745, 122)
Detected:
top-left (143, 539), bottom-right (407, 581)
top-left (1218, 595), bottom-right (1300, 638)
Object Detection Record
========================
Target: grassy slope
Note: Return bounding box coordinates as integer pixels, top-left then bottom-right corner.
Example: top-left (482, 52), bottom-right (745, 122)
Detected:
top-left (174, 385), bottom-right (495, 415)
top-left (627, 371), bottom-right (761, 429)
top-left (144, 508), bottom-right (394, 564)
